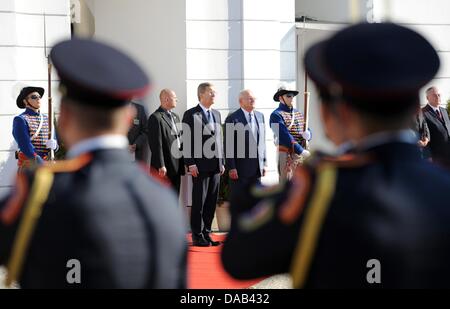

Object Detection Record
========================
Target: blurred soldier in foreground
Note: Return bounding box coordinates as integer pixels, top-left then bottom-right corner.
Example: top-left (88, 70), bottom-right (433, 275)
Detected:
top-left (222, 23), bottom-right (450, 288)
top-left (0, 38), bottom-right (187, 288)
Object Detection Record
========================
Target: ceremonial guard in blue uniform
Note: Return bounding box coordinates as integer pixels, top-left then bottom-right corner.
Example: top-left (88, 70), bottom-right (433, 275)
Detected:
top-left (270, 87), bottom-right (312, 180)
top-left (13, 86), bottom-right (58, 170)
top-left (0, 38), bottom-right (187, 288)
top-left (222, 23), bottom-right (450, 288)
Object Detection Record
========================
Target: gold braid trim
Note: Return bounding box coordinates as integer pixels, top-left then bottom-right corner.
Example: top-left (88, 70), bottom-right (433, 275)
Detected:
top-left (290, 163), bottom-right (337, 288)
top-left (5, 168), bottom-right (54, 287)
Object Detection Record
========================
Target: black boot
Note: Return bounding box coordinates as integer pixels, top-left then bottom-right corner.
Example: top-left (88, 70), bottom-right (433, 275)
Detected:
top-left (192, 233), bottom-right (210, 247)
top-left (203, 232), bottom-right (220, 246)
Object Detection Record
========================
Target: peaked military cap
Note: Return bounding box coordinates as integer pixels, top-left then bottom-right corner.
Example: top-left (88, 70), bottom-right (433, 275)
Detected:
top-left (16, 86), bottom-right (44, 109)
top-left (50, 38), bottom-right (150, 108)
top-left (304, 22), bottom-right (440, 114)
top-left (273, 86), bottom-right (299, 102)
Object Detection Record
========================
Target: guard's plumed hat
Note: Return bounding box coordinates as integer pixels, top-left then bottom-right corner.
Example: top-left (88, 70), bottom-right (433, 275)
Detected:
top-left (50, 38), bottom-right (150, 108)
top-left (16, 86), bottom-right (44, 109)
top-left (304, 23), bottom-right (440, 114)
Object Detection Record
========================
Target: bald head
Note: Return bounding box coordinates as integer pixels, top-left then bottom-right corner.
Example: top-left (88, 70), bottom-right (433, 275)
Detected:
top-left (159, 88), bottom-right (178, 110)
top-left (239, 89), bottom-right (256, 113)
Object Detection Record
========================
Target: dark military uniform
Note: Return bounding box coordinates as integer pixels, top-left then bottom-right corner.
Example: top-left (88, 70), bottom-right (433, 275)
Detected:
top-left (0, 38), bottom-right (187, 288)
top-left (222, 23), bottom-right (450, 288)
top-left (1, 151), bottom-right (186, 288)
top-left (222, 138), bottom-right (450, 288)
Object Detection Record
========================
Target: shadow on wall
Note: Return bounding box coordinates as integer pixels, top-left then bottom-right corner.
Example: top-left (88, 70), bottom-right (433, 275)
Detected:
top-left (0, 142), bottom-right (18, 199)
top-left (228, 0), bottom-right (242, 115)
top-left (280, 24), bottom-right (296, 83)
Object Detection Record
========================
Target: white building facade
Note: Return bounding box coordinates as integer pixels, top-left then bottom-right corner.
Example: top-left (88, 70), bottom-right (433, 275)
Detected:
top-left (0, 0), bottom-right (71, 198)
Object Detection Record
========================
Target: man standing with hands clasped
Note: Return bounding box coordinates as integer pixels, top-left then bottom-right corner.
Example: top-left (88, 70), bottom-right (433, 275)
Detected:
top-left (224, 89), bottom-right (267, 212)
top-left (182, 82), bottom-right (225, 247)
top-left (148, 89), bottom-right (184, 194)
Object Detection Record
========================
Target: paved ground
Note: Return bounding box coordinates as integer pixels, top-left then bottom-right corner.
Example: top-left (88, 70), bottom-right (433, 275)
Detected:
top-left (0, 267), bottom-right (10, 289)
top-left (0, 267), bottom-right (5, 288)
top-left (249, 274), bottom-right (293, 289)
top-left (1, 266), bottom-right (292, 289)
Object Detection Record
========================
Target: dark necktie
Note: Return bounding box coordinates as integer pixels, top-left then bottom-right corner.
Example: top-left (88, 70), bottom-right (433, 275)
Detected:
top-left (206, 110), bottom-right (215, 134)
top-left (248, 113), bottom-right (258, 139)
top-left (436, 109), bottom-right (443, 121)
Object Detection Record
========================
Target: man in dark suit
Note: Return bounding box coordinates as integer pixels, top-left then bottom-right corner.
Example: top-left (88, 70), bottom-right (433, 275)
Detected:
top-left (127, 101), bottom-right (149, 164)
top-left (224, 89), bottom-right (266, 212)
top-left (148, 89), bottom-right (184, 194)
top-left (422, 86), bottom-right (450, 166)
top-left (182, 82), bottom-right (225, 247)
top-left (0, 38), bottom-right (187, 288)
top-left (222, 23), bottom-right (450, 288)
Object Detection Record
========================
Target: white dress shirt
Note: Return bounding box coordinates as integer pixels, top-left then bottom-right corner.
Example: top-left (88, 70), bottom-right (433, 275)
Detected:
top-left (199, 103), bottom-right (215, 130)
top-left (241, 108), bottom-right (258, 139)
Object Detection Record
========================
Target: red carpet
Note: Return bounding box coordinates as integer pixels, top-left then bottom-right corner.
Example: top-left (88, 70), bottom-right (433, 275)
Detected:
top-left (187, 233), bottom-right (264, 289)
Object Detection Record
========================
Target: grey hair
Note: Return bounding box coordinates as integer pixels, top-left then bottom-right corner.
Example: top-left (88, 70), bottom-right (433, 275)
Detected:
top-left (238, 89), bottom-right (252, 101)
top-left (426, 86), bottom-right (436, 96)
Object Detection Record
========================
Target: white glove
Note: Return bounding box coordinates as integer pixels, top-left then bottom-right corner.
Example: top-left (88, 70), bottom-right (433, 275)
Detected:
top-left (300, 149), bottom-right (311, 158)
top-left (301, 129), bottom-right (312, 141)
top-left (45, 139), bottom-right (58, 150)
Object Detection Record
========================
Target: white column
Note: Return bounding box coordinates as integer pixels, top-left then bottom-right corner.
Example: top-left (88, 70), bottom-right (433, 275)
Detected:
top-left (186, 0), bottom-right (243, 112)
top-left (373, 0), bottom-right (450, 107)
top-left (241, 0), bottom-right (296, 184)
top-left (0, 0), bottom-right (71, 198)
top-left (186, 0), bottom-right (296, 185)
top-left (91, 0), bottom-right (188, 115)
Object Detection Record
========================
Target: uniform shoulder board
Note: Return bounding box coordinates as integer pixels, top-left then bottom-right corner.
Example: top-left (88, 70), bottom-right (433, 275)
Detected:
top-left (0, 154), bottom-right (93, 226)
top-left (304, 151), bottom-right (373, 169)
top-left (319, 153), bottom-right (374, 168)
top-left (279, 152), bottom-right (372, 225)
top-left (250, 181), bottom-right (285, 199)
top-left (238, 200), bottom-right (275, 232)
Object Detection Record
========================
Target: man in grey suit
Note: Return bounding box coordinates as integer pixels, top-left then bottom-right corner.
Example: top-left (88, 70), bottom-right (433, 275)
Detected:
top-left (422, 86), bottom-right (450, 166)
top-left (224, 89), bottom-right (266, 212)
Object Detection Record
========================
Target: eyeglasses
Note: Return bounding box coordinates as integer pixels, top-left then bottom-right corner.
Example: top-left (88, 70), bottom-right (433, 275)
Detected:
top-left (28, 95), bottom-right (41, 100)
